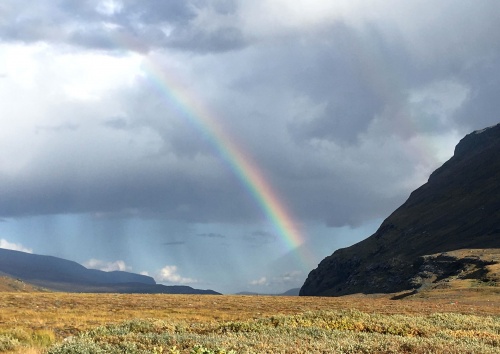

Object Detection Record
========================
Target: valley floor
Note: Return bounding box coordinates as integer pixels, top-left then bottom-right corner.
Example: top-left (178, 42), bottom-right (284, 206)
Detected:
top-left (0, 289), bottom-right (499, 353)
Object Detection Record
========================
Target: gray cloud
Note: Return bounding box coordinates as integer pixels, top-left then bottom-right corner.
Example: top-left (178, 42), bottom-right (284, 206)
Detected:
top-left (0, 0), bottom-right (246, 53)
top-left (243, 231), bottom-right (277, 246)
top-left (198, 233), bottom-right (226, 239)
top-left (0, 1), bottom-right (500, 231)
top-left (103, 118), bottom-right (129, 130)
top-left (455, 56), bottom-right (500, 130)
top-left (3, 0), bottom-right (500, 295)
top-left (164, 26), bottom-right (246, 53)
top-left (0, 159), bottom-right (260, 222)
top-left (163, 241), bottom-right (186, 246)
top-left (35, 123), bottom-right (80, 134)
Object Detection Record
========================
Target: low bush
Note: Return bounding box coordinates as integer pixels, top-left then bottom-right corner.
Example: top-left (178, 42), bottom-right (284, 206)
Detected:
top-left (44, 310), bottom-right (500, 353)
top-left (0, 334), bottom-right (20, 352)
top-left (0, 327), bottom-right (56, 353)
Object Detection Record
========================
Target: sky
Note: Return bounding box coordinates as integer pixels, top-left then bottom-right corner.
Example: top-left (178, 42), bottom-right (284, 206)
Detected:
top-left (0, 1), bottom-right (499, 294)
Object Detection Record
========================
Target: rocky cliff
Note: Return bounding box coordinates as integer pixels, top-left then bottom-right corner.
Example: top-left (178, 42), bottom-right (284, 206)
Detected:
top-left (300, 123), bottom-right (500, 296)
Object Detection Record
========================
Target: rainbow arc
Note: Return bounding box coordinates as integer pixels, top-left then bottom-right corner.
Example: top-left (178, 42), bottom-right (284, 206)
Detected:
top-left (143, 59), bottom-right (314, 267)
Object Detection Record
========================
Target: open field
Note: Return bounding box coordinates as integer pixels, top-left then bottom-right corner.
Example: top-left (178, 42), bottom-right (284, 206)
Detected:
top-left (0, 290), bottom-right (499, 353)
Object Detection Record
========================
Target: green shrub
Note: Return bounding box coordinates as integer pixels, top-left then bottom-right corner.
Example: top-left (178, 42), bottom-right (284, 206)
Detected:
top-left (0, 334), bottom-right (20, 352)
top-left (44, 311), bottom-right (500, 354)
top-left (46, 336), bottom-right (110, 354)
top-left (0, 327), bottom-right (57, 352)
top-left (32, 329), bottom-right (56, 347)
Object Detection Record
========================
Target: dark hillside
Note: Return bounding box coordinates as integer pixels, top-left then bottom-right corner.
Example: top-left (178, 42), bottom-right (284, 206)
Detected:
top-left (0, 248), bottom-right (220, 294)
top-left (301, 123), bottom-right (500, 296)
top-left (0, 248), bottom-right (155, 285)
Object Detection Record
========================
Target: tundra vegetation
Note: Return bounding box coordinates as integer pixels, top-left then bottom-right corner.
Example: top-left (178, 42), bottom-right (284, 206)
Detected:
top-left (0, 290), bottom-right (499, 353)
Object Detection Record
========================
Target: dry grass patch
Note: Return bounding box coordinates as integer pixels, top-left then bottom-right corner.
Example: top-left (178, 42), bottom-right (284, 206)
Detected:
top-left (0, 292), bottom-right (499, 353)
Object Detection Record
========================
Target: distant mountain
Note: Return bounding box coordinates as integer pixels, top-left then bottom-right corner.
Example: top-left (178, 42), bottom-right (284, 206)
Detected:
top-left (280, 287), bottom-right (300, 296)
top-left (301, 123), bottom-right (500, 296)
top-left (234, 288), bottom-right (300, 296)
top-left (27, 280), bottom-right (220, 295)
top-left (0, 248), bottom-right (155, 285)
top-left (0, 248), bottom-right (220, 295)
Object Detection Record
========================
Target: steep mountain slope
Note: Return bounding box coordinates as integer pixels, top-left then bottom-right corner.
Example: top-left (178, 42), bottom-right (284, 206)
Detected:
top-left (300, 123), bottom-right (500, 296)
top-left (0, 248), bottom-right (220, 294)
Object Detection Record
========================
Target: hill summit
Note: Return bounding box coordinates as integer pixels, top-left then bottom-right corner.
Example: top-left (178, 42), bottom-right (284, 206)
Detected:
top-left (0, 248), bottom-right (220, 294)
top-left (300, 123), bottom-right (500, 296)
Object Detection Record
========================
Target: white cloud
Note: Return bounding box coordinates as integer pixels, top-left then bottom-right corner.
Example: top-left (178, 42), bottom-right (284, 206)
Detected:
top-left (239, 0), bottom-right (348, 37)
top-left (0, 42), bottom-right (145, 173)
top-left (54, 51), bottom-right (142, 101)
top-left (409, 80), bottom-right (470, 127)
top-left (278, 270), bottom-right (303, 283)
top-left (250, 271), bottom-right (304, 288)
top-left (0, 239), bottom-right (33, 253)
top-left (84, 259), bottom-right (131, 272)
top-left (249, 276), bottom-right (268, 286)
top-left (96, 0), bottom-right (123, 16)
top-left (238, 0), bottom-right (437, 38)
top-left (157, 265), bottom-right (197, 284)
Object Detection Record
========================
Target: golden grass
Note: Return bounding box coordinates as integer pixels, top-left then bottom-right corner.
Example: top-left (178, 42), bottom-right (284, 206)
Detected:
top-left (1, 291), bottom-right (499, 353)
top-left (0, 292), bottom-right (498, 334)
top-left (0, 277), bottom-right (44, 293)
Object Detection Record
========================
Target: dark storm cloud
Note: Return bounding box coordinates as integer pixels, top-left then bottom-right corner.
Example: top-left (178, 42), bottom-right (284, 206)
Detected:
top-left (0, 126), bottom-right (262, 222)
top-left (1, 1), bottom-right (500, 231)
top-left (226, 23), bottom-right (407, 145)
top-left (285, 26), bottom-right (391, 143)
top-left (163, 26), bottom-right (246, 53)
top-left (383, 1), bottom-right (500, 134)
top-left (119, 0), bottom-right (246, 52)
top-left (455, 56), bottom-right (500, 130)
top-left (0, 0), bottom-right (246, 53)
top-left (212, 5), bottom-right (500, 226)
top-left (118, 0), bottom-right (196, 24)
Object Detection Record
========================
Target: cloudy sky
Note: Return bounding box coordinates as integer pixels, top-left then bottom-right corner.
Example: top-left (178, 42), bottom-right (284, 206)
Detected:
top-left (0, 1), bottom-right (499, 294)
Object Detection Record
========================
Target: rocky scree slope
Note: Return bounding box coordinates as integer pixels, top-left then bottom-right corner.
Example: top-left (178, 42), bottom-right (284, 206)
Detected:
top-left (300, 123), bottom-right (500, 296)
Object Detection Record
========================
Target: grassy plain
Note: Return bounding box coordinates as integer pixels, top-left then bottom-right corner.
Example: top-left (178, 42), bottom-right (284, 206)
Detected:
top-left (0, 289), bottom-right (499, 353)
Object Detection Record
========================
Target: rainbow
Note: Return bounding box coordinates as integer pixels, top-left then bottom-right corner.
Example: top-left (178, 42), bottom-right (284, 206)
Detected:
top-left (141, 59), bottom-right (312, 264)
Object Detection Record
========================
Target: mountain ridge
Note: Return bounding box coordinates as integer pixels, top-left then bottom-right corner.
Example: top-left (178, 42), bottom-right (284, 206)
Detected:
top-left (0, 248), bottom-right (155, 285)
top-left (300, 123), bottom-right (500, 296)
top-left (234, 288), bottom-right (300, 296)
top-left (0, 248), bottom-right (220, 294)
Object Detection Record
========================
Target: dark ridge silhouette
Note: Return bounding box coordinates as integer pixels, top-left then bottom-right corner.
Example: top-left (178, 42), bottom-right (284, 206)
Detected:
top-left (0, 248), bottom-right (220, 294)
top-left (301, 123), bottom-right (500, 296)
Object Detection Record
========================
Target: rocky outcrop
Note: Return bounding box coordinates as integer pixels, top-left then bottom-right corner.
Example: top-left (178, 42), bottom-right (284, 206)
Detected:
top-left (409, 249), bottom-right (499, 290)
top-left (300, 123), bottom-right (500, 296)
